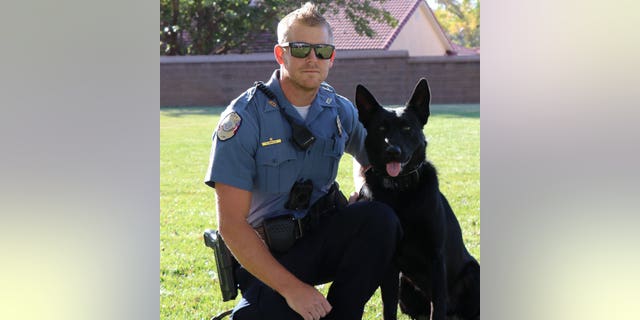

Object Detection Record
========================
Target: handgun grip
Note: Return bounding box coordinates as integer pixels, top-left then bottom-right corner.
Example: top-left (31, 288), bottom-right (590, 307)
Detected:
top-left (204, 229), bottom-right (217, 248)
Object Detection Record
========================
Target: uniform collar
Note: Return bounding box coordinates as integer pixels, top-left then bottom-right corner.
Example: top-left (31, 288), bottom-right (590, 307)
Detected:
top-left (261, 70), bottom-right (338, 120)
top-left (317, 84), bottom-right (338, 108)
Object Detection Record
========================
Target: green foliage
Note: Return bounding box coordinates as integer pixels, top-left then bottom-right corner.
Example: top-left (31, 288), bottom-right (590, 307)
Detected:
top-left (432, 0), bottom-right (480, 48)
top-left (160, 0), bottom-right (267, 55)
top-left (160, 0), bottom-right (397, 55)
top-left (160, 104), bottom-right (479, 319)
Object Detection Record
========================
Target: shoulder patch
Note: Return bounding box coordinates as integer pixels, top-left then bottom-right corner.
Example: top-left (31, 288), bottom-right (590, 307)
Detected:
top-left (217, 112), bottom-right (242, 141)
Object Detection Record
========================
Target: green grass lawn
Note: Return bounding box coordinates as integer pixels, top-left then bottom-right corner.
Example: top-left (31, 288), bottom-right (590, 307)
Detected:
top-left (160, 104), bottom-right (479, 319)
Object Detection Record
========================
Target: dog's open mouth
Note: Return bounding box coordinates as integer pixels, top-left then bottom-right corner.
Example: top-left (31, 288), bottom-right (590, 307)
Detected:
top-left (385, 160), bottom-right (410, 177)
top-left (386, 162), bottom-right (402, 177)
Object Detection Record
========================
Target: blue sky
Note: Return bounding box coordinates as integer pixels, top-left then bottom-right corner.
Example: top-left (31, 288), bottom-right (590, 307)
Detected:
top-left (426, 0), bottom-right (480, 9)
top-left (426, 0), bottom-right (440, 9)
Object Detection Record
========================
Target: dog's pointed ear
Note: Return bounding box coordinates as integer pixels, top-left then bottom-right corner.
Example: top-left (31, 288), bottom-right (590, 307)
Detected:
top-left (355, 84), bottom-right (382, 127)
top-left (407, 78), bottom-right (431, 126)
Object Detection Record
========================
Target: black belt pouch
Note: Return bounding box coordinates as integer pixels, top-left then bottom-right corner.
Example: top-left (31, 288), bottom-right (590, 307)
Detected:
top-left (263, 215), bottom-right (298, 253)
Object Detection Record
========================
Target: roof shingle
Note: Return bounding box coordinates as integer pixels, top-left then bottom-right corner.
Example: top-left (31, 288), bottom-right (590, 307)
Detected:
top-left (326, 0), bottom-right (421, 50)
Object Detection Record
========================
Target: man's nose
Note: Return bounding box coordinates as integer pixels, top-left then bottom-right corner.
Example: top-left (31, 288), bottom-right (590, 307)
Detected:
top-left (305, 49), bottom-right (318, 61)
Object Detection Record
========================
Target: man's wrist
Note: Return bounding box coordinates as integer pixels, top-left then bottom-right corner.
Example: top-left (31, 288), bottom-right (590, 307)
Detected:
top-left (274, 276), bottom-right (308, 298)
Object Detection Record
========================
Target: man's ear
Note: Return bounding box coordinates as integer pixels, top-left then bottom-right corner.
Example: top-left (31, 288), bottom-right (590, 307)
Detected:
top-left (274, 45), bottom-right (285, 65)
top-left (327, 50), bottom-right (335, 69)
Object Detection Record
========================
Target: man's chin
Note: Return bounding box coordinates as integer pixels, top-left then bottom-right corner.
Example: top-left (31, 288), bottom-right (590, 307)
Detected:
top-left (298, 76), bottom-right (324, 90)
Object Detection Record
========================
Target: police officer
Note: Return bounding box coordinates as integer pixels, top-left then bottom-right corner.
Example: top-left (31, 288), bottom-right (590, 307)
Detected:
top-left (204, 3), bottom-right (402, 319)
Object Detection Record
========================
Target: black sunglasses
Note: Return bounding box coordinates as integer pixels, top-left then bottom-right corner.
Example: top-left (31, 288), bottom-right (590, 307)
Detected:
top-left (280, 42), bottom-right (335, 60)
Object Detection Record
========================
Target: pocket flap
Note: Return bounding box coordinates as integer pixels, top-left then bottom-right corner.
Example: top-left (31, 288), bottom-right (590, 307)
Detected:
top-left (257, 145), bottom-right (297, 167)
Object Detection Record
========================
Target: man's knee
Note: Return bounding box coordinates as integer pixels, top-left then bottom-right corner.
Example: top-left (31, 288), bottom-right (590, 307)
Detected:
top-left (365, 201), bottom-right (402, 232)
top-left (351, 201), bottom-right (402, 244)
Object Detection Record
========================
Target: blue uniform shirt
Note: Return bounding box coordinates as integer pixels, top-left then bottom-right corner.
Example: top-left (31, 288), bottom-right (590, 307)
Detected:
top-left (205, 70), bottom-right (369, 227)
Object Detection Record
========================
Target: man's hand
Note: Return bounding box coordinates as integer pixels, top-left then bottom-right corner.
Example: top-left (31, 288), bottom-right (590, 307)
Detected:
top-left (352, 160), bottom-right (371, 204)
top-left (348, 191), bottom-right (360, 204)
top-left (283, 283), bottom-right (332, 320)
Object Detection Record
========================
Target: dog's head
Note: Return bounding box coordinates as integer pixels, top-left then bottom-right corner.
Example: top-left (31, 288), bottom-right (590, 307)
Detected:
top-left (355, 78), bottom-right (431, 177)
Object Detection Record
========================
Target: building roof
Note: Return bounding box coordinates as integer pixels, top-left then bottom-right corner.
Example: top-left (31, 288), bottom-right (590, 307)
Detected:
top-left (451, 43), bottom-right (480, 55)
top-left (240, 0), bottom-right (478, 56)
top-left (326, 0), bottom-right (423, 51)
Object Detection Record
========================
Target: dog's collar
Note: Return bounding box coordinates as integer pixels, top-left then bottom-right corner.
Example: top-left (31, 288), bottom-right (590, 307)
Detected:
top-left (367, 162), bottom-right (426, 191)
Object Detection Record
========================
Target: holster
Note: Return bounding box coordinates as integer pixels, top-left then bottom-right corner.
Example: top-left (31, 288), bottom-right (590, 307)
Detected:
top-left (203, 229), bottom-right (238, 301)
top-left (255, 182), bottom-right (348, 253)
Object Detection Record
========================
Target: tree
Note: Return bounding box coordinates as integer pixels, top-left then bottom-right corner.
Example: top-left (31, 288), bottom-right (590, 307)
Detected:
top-left (160, 0), bottom-right (397, 55)
top-left (431, 0), bottom-right (479, 48)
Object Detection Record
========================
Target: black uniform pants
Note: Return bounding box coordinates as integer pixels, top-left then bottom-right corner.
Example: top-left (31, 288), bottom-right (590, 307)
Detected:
top-left (231, 200), bottom-right (402, 320)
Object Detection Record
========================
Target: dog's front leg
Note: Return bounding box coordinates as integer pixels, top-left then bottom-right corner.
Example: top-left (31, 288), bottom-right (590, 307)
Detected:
top-left (431, 250), bottom-right (448, 320)
top-left (380, 265), bottom-right (399, 320)
top-left (399, 274), bottom-right (430, 318)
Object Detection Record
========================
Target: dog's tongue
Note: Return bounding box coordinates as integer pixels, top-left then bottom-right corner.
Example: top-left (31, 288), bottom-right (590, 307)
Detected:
top-left (386, 162), bottom-right (402, 177)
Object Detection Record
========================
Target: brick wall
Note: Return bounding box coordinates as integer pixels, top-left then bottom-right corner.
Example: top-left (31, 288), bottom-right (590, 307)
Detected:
top-left (160, 50), bottom-right (479, 107)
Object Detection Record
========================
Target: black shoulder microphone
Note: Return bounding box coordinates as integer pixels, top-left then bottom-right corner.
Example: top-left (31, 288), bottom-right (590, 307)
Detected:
top-left (254, 82), bottom-right (316, 150)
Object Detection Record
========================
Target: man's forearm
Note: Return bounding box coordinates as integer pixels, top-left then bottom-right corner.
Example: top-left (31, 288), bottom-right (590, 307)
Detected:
top-left (219, 220), bottom-right (306, 296)
top-left (214, 182), bottom-right (331, 318)
top-left (215, 182), bottom-right (307, 298)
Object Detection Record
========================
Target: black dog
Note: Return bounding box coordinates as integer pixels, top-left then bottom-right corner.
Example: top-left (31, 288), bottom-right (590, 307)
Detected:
top-left (355, 79), bottom-right (480, 320)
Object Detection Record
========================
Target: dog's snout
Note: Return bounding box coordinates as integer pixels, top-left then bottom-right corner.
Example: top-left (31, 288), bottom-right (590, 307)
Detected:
top-left (385, 145), bottom-right (401, 158)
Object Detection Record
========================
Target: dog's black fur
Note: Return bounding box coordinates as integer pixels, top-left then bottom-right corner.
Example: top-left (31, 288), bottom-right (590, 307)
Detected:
top-left (355, 79), bottom-right (480, 320)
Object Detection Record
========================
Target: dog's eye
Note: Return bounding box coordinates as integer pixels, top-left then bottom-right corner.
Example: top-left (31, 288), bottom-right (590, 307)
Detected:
top-left (378, 125), bottom-right (386, 131)
top-left (402, 126), bottom-right (411, 132)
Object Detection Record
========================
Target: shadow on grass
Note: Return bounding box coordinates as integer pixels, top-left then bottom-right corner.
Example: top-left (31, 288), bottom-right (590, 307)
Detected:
top-left (431, 104), bottom-right (479, 118)
top-left (160, 106), bottom-right (225, 117)
top-left (161, 104), bottom-right (479, 119)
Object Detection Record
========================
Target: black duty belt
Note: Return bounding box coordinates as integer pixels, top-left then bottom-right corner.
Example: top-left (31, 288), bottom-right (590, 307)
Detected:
top-left (254, 182), bottom-right (347, 253)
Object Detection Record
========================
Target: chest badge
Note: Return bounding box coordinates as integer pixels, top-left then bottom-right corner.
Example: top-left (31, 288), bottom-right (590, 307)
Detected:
top-left (336, 115), bottom-right (343, 137)
top-left (217, 112), bottom-right (242, 141)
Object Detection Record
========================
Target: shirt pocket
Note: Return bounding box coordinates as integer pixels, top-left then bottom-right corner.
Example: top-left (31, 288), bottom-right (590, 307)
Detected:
top-left (255, 145), bottom-right (298, 193)
top-left (325, 134), bottom-right (346, 157)
top-left (321, 135), bottom-right (346, 181)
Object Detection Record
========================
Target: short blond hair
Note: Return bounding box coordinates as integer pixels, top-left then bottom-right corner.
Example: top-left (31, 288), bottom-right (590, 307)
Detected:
top-left (277, 2), bottom-right (333, 44)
